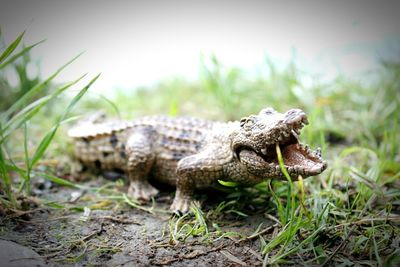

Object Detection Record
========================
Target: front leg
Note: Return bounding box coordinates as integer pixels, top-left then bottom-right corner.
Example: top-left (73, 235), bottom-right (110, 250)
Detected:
top-left (126, 130), bottom-right (159, 202)
top-left (170, 148), bottom-right (229, 214)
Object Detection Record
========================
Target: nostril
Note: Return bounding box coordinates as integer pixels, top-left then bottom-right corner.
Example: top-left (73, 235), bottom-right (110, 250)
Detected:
top-left (288, 109), bottom-right (302, 114)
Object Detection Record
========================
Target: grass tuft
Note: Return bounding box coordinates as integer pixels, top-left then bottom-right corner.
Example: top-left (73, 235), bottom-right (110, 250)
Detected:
top-left (0, 32), bottom-right (98, 209)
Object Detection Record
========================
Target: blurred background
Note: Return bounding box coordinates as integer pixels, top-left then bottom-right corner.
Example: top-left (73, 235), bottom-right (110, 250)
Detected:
top-left (1, 0), bottom-right (399, 93)
top-left (0, 0), bottom-right (399, 139)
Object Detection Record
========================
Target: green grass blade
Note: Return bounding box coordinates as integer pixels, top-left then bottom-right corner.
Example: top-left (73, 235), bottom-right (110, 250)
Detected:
top-left (218, 180), bottom-right (240, 187)
top-left (275, 143), bottom-right (293, 183)
top-left (3, 161), bottom-right (87, 190)
top-left (0, 39), bottom-right (45, 69)
top-left (1, 74), bottom-right (87, 142)
top-left (0, 144), bottom-right (17, 207)
top-left (1, 96), bottom-right (51, 142)
top-left (1, 52), bottom-right (84, 120)
top-left (271, 226), bottom-right (324, 263)
top-left (268, 180), bottom-right (285, 225)
top-left (29, 73), bottom-right (100, 168)
top-left (34, 171), bottom-right (82, 188)
top-left (61, 73), bottom-right (101, 121)
top-left (81, 91), bottom-right (121, 118)
top-left (262, 224), bottom-right (290, 254)
top-left (276, 143), bottom-right (295, 222)
top-left (0, 31), bottom-right (25, 63)
top-left (29, 125), bottom-right (58, 169)
top-left (370, 221), bottom-right (382, 266)
top-left (95, 93), bottom-right (121, 119)
top-left (20, 122), bottom-right (31, 194)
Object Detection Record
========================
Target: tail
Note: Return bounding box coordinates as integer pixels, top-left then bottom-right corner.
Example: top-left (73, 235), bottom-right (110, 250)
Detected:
top-left (68, 112), bottom-right (132, 138)
top-left (68, 111), bottom-right (108, 138)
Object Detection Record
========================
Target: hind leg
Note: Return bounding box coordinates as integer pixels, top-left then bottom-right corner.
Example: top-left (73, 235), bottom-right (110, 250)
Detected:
top-left (126, 131), bottom-right (159, 201)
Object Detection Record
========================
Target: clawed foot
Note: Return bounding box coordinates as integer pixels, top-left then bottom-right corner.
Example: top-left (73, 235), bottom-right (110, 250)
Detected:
top-left (170, 196), bottom-right (199, 215)
top-left (127, 181), bottom-right (159, 202)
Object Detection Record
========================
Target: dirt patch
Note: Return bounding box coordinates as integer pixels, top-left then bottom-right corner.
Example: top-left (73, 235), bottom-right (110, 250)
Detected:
top-left (0, 177), bottom-right (275, 266)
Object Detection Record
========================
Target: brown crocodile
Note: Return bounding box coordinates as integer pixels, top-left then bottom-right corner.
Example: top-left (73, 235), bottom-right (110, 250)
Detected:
top-left (68, 108), bottom-right (327, 213)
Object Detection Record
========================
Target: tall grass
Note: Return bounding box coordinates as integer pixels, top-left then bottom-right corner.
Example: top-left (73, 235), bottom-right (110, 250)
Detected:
top-left (0, 31), bottom-right (99, 209)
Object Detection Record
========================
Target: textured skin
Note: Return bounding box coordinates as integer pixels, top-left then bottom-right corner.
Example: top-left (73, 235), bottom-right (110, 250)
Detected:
top-left (69, 108), bottom-right (327, 213)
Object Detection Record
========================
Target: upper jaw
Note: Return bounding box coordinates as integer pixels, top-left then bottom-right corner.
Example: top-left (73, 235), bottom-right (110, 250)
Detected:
top-left (256, 114), bottom-right (327, 178)
top-left (263, 110), bottom-right (309, 146)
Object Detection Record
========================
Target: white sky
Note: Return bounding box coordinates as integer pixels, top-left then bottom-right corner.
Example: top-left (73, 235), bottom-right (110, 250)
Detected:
top-left (1, 1), bottom-right (399, 93)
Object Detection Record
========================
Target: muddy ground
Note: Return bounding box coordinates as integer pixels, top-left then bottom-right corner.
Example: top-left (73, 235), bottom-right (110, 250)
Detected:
top-left (0, 175), bottom-right (277, 267)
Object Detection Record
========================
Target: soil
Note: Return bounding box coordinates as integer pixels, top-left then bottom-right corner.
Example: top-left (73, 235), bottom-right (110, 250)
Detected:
top-left (0, 176), bottom-right (275, 266)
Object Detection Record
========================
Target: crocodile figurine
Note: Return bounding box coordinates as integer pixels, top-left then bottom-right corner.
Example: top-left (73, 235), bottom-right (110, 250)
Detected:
top-left (68, 108), bottom-right (327, 213)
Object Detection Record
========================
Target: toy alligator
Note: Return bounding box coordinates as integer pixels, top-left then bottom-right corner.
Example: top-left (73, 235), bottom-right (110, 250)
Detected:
top-left (69, 108), bottom-right (327, 213)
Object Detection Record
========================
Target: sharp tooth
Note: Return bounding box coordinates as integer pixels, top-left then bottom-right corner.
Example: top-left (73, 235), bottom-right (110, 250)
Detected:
top-left (276, 165), bottom-right (281, 171)
top-left (287, 167), bottom-right (293, 172)
top-left (261, 148), bottom-right (267, 155)
top-left (316, 147), bottom-right (321, 157)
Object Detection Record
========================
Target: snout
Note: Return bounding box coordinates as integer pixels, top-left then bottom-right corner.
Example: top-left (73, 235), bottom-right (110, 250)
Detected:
top-left (283, 109), bottom-right (309, 125)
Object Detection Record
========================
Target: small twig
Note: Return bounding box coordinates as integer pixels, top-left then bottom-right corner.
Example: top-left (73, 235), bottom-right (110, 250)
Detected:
top-left (89, 215), bottom-right (142, 225)
top-left (6, 207), bottom-right (48, 219)
top-left (235, 223), bottom-right (279, 244)
top-left (35, 247), bottom-right (70, 259)
top-left (244, 246), bottom-right (263, 261)
top-left (9, 256), bottom-right (44, 262)
top-left (15, 215), bottom-right (76, 224)
top-left (155, 242), bottom-right (228, 265)
top-left (327, 215), bottom-right (400, 229)
top-left (264, 213), bottom-right (281, 225)
top-left (82, 225), bottom-right (104, 242)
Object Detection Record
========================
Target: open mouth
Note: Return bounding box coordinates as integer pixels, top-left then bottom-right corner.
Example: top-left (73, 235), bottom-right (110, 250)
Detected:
top-left (236, 117), bottom-right (327, 177)
top-left (262, 137), bottom-right (326, 176)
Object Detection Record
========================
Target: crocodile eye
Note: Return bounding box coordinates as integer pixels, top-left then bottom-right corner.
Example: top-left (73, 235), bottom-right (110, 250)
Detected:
top-left (240, 116), bottom-right (255, 128)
